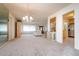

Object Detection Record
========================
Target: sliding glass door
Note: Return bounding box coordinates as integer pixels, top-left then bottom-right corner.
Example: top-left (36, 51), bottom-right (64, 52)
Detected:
top-left (0, 20), bottom-right (8, 46)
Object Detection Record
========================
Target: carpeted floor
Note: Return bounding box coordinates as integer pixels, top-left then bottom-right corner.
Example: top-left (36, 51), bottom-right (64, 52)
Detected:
top-left (0, 34), bottom-right (79, 56)
top-left (0, 35), bottom-right (8, 46)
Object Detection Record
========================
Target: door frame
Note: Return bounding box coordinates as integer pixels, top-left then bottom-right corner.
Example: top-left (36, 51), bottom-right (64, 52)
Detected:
top-left (63, 10), bottom-right (75, 47)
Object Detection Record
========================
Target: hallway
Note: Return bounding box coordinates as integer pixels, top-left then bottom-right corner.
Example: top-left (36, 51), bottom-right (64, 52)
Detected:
top-left (0, 34), bottom-right (79, 56)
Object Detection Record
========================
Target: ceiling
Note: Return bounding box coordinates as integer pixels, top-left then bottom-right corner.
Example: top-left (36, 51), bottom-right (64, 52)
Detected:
top-left (3, 3), bottom-right (70, 25)
top-left (0, 4), bottom-right (9, 19)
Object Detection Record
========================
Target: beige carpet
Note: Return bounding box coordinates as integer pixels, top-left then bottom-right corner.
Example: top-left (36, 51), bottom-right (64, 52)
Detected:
top-left (0, 35), bottom-right (8, 46)
top-left (0, 34), bottom-right (79, 56)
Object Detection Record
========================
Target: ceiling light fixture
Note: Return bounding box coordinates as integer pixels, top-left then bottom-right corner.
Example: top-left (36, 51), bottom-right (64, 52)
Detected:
top-left (22, 4), bottom-right (34, 22)
top-left (22, 16), bottom-right (33, 22)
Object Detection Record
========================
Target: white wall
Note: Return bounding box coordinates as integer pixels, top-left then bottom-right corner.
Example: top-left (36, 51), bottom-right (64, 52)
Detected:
top-left (74, 8), bottom-right (79, 50)
top-left (8, 13), bottom-right (16, 40)
top-left (48, 4), bottom-right (79, 49)
top-left (47, 17), bottom-right (51, 39)
top-left (56, 15), bottom-right (63, 43)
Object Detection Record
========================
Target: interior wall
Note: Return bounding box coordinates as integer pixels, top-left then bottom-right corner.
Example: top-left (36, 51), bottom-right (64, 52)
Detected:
top-left (47, 17), bottom-right (51, 39)
top-left (8, 13), bottom-right (16, 40)
top-left (56, 15), bottom-right (63, 43)
top-left (74, 8), bottom-right (79, 49)
top-left (48, 4), bottom-right (79, 49)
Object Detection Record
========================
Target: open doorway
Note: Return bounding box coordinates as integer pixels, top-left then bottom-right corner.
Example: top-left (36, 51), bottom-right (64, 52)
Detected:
top-left (50, 17), bottom-right (56, 40)
top-left (63, 11), bottom-right (74, 47)
top-left (15, 20), bottom-right (22, 38)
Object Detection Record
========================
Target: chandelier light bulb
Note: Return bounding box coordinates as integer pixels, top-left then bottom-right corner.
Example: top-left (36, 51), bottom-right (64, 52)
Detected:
top-left (23, 17), bottom-right (26, 20)
top-left (22, 16), bottom-right (34, 22)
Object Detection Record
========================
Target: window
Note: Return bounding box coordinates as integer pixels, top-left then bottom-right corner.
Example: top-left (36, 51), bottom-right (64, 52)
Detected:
top-left (0, 23), bottom-right (7, 35)
top-left (22, 25), bottom-right (36, 33)
top-left (0, 24), bottom-right (7, 32)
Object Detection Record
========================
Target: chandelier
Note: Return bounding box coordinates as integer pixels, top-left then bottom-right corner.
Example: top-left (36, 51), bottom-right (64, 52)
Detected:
top-left (22, 16), bottom-right (33, 22)
top-left (22, 4), bottom-right (34, 22)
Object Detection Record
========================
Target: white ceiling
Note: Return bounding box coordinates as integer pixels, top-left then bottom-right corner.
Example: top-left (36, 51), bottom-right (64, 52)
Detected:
top-left (3, 3), bottom-right (70, 25)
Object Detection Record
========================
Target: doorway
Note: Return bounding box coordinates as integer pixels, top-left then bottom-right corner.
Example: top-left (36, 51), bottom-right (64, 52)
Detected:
top-left (50, 17), bottom-right (56, 40)
top-left (63, 11), bottom-right (74, 47)
top-left (15, 20), bottom-right (22, 38)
